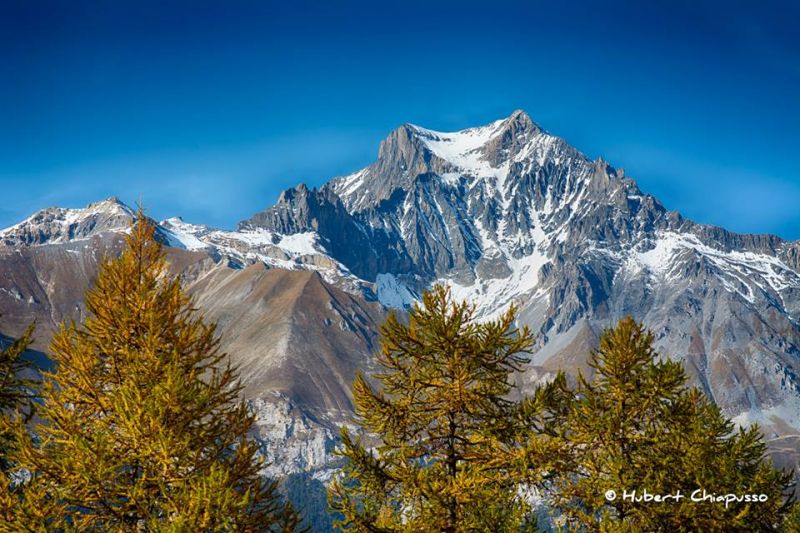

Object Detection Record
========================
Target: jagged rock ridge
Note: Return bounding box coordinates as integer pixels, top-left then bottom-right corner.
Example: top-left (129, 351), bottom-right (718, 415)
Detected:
top-left (239, 109), bottom-right (800, 441)
top-left (1, 110), bottom-right (799, 481)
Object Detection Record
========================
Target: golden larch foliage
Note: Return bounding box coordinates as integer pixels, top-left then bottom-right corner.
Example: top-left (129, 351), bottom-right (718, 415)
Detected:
top-left (0, 210), bottom-right (302, 532)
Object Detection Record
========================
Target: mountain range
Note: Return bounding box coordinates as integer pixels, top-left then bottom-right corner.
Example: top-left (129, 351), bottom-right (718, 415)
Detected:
top-left (1, 110), bottom-right (798, 482)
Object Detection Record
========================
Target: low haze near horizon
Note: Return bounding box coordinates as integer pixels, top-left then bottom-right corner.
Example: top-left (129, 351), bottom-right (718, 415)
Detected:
top-left (2, 0), bottom-right (798, 238)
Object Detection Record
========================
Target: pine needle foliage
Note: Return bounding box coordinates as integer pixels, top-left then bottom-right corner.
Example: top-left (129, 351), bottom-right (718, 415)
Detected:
top-left (329, 285), bottom-right (567, 532)
top-left (551, 317), bottom-right (795, 532)
top-left (782, 501), bottom-right (800, 532)
top-left (0, 320), bottom-right (41, 526)
top-left (0, 210), bottom-right (301, 532)
top-left (0, 321), bottom-right (36, 472)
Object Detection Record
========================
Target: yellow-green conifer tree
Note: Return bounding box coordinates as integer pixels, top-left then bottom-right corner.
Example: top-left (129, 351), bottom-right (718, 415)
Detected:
top-left (551, 317), bottom-right (794, 532)
top-left (0, 321), bottom-right (35, 472)
top-left (1, 211), bottom-right (301, 531)
top-left (329, 285), bottom-right (567, 532)
top-left (0, 320), bottom-right (47, 527)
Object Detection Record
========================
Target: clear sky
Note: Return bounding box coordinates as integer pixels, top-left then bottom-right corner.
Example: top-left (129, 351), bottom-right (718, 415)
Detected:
top-left (2, 0), bottom-right (798, 238)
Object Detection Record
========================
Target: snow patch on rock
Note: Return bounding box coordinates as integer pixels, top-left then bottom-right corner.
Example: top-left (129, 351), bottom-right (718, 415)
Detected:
top-left (376, 273), bottom-right (415, 309)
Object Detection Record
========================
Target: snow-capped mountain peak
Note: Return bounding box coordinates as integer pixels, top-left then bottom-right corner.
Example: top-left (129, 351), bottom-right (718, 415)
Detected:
top-left (0, 197), bottom-right (134, 247)
top-left (410, 110), bottom-right (548, 171)
top-left (3, 111), bottom-right (800, 443)
top-left (237, 114), bottom-right (800, 447)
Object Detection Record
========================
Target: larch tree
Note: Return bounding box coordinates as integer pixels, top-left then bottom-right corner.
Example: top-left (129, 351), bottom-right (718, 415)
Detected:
top-left (329, 285), bottom-right (568, 532)
top-left (0, 211), bottom-right (302, 532)
top-left (0, 320), bottom-right (41, 525)
top-left (550, 317), bottom-right (795, 532)
top-left (0, 320), bottom-right (36, 472)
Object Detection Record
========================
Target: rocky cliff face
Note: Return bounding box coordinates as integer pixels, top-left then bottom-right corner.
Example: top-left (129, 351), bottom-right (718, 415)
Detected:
top-left (239, 111), bottom-right (800, 440)
top-left (1, 110), bottom-right (799, 481)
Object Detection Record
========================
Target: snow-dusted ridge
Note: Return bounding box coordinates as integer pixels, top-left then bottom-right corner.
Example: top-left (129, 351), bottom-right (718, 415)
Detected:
top-left (0, 197), bottom-right (135, 247)
top-left (582, 230), bottom-right (800, 311)
top-left (159, 217), bottom-right (369, 292)
top-left (7, 112), bottom-right (797, 321)
top-left (0, 198), bottom-right (371, 297)
top-left (3, 109), bottom-right (800, 469)
top-left (4, 112), bottom-right (799, 322)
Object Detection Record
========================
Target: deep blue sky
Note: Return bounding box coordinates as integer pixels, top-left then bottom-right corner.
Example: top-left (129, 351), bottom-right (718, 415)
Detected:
top-left (2, 0), bottom-right (799, 238)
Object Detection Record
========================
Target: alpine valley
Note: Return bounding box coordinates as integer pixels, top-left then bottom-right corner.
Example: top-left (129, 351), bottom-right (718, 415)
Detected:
top-left (2, 111), bottom-right (799, 514)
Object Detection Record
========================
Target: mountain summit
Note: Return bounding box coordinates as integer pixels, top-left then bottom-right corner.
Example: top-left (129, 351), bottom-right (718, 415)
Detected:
top-left (1, 110), bottom-right (799, 477)
top-left (240, 110), bottom-right (800, 440)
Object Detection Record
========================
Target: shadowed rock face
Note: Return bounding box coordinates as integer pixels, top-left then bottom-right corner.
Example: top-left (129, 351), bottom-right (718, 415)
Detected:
top-left (1, 110), bottom-right (799, 480)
